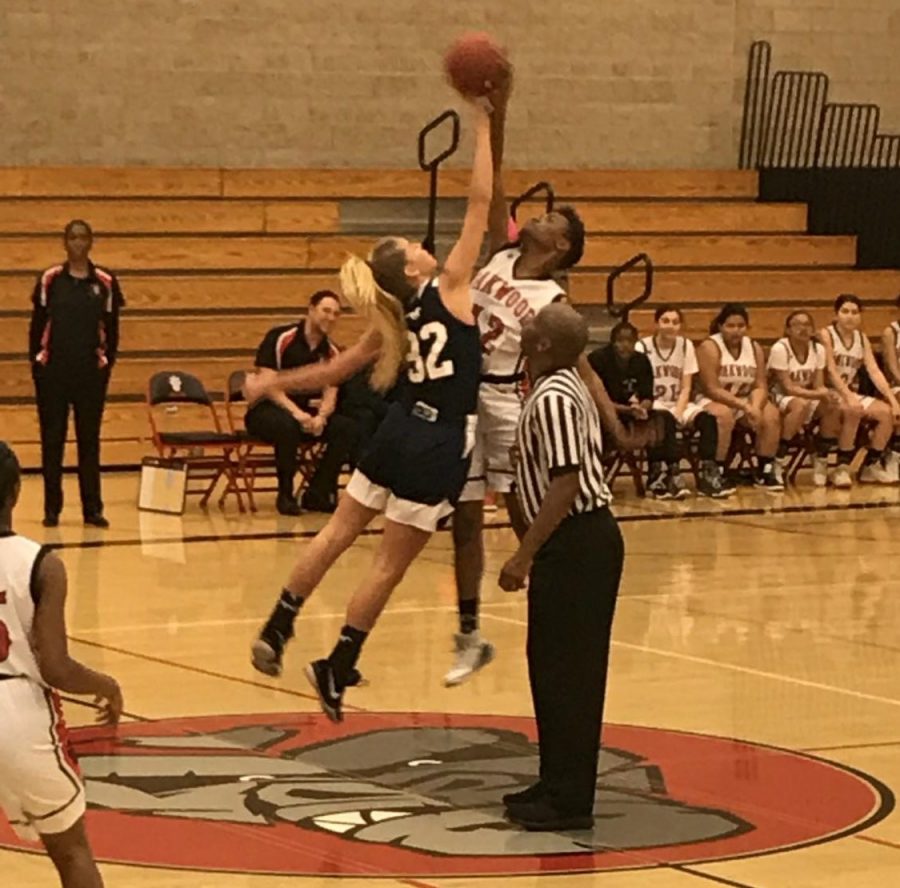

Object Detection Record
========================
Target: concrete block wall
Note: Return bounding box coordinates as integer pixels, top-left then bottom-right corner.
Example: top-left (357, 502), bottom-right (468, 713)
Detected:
top-left (1, 0), bottom-right (898, 168)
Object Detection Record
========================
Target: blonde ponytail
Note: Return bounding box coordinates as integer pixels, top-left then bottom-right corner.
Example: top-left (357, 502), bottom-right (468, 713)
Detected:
top-left (340, 253), bottom-right (408, 392)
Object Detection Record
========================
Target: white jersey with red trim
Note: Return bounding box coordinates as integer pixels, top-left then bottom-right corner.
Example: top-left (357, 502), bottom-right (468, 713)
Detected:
top-left (470, 249), bottom-right (564, 378)
top-left (825, 325), bottom-right (866, 390)
top-left (0, 533), bottom-right (47, 685)
top-left (636, 335), bottom-right (698, 407)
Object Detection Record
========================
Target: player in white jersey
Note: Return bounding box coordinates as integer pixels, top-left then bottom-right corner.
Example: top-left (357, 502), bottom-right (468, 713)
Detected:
top-left (635, 306), bottom-right (729, 498)
top-left (881, 296), bottom-right (900, 399)
top-left (767, 311), bottom-right (854, 487)
top-left (0, 442), bottom-right (122, 888)
top-left (446, 78), bottom-right (587, 686)
top-left (695, 304), bottom-right (785, 489)
top-left (820, 294), bottom-right (900, 484)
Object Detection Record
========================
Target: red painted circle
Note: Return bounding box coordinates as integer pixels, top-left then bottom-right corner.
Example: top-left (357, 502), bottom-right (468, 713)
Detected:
top-left (0, 712), bottom-right (889, 876)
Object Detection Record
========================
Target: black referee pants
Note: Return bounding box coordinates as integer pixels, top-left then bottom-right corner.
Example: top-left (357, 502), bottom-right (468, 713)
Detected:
top-left (245, 401), bottom-right (359, 500)
top-left (34, 370), bottom-right (109, 518)
top-left (526, 507), bottom-right (624, 815)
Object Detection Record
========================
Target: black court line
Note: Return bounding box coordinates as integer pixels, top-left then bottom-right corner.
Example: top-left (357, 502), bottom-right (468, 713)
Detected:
top-left (58, 693), bottom-right (152, 724)
top-left (671, 867), bottom-right (759, 888)
top-left (42, 498), bottom-right (900, 552)
top-left (802, 739), bottom-right (900, 754)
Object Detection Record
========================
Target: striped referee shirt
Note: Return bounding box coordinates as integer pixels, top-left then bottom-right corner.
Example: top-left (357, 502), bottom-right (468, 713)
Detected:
top-left (514, 366), bottom-right (612, 526)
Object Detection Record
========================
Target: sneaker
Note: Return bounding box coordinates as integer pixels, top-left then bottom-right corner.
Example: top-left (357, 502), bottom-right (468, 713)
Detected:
top-left (443, 632), bottom-right (495, 687)
top-left (830, 464), bottom-right (854, 489)
top-left (774, 458), bottom-right (787, 487)
top-left (251, 631), bottom-right (287, 677)
top-left (718, 468), bottom-right (738, 496)
top-left (697, 463), bottom-right (729, 499)
top-left (859, 461), bottom-right (898, 485)
top-left (503, 782), bottom-right (545, 808)
top-left (83, 513), bottom-right (109, 528)
top-left (755, 464), bottom-right (785, 492)
top-left (505, 799), bottom-right (593, 832)
top-left (646, 464), bottom-right (671, 500)
top-left (300, 490), bottom-right (338, 513)
top-left (304, 659), bottom-right (344, 722)
top-left (666, 471), bottom-right (691, 500)
top-left (886, 452), bottom-right (900, 483)
top-left (276, 493), bottom-right (301, 516)
top-left (812, 456), bottom-right (829, 488)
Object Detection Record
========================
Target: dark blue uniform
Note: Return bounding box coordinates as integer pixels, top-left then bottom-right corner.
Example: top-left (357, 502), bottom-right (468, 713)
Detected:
top-left (356, 282), bottom-right (480, 508)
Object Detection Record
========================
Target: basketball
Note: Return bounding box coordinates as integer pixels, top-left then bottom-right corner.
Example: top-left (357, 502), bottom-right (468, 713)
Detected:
top-left (443, 32), bottom-right (511, 98)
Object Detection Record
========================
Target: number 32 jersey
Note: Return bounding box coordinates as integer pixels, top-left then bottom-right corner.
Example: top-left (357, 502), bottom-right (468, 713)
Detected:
top-left (399, 281), bottom-right (481, 421)
top-left (470, 249), bottom-right (564, 379)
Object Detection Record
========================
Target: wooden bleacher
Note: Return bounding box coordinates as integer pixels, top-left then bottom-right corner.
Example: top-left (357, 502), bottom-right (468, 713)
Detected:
top-left (0, 166), bottom-right (897, 471)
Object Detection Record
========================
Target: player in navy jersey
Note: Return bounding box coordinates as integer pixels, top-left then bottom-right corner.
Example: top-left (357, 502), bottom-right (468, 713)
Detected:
top-left (244, 101), bottom-right (493, 721)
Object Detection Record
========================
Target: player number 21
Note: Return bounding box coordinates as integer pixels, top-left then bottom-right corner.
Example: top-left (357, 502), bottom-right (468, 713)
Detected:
top-left (408, 322), bottom-right (454, 383)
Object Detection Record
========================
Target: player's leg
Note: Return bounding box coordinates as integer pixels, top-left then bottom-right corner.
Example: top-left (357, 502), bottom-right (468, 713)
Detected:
top-left (252, 477), bottom-right (380, 677)
top-left (690, 406), bottom-right (728, 497)
top-left (776, 396), bottom-right (811, 484)
top-left (698, 401), bottom-right (737, 494)
top-left (41, 818), bottom-right (104, 888)
top-left (859, 398), bottom-right (898, 484)
top-left (447, 402), bottom-right (511, 686)
top-left (754, 401), bottom-right (784, 489)
top-left (306, 514), bottom-right (432, 721)
top-left (646, 409), bottom-right (686, 499)
top-left (832, 397), bottom-right (864, 484)
top-left (810, 398), bottom-right (853, 487)
top-left (887, 410), bottom-right (900, 482)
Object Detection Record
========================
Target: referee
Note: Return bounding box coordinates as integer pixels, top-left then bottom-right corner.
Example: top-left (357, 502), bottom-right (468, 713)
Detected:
top-left (499, 302), bottom-right (624, 832)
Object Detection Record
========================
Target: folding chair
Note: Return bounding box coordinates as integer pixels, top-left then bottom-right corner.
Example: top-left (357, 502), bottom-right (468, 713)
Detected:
top-left (603, 447), bottom-right (646, 497)
top-left (224, 370), bottom-right (325, 512)
top-left (147, 370), bottom-right (249, 512)
top-left (784, 421), bottom-right (821, 485)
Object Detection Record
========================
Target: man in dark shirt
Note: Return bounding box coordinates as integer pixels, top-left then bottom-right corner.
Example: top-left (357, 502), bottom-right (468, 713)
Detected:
top-left (588, 321), bottom-right (678, 498)
top-left (245, 291), bottom-right (359, 516)
top-left (29, 220), bottom-right (124, 528)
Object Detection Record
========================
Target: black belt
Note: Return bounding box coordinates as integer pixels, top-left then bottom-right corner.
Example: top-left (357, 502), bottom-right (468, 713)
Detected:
top-left (481, 372), bottom-right (525, 384)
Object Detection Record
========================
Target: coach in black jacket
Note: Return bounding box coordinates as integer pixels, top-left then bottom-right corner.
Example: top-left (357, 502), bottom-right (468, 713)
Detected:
top-left (29, 220), bottom-right (124, 529)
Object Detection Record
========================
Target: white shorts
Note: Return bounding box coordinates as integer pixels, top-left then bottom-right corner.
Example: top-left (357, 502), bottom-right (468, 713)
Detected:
top-left (0, 679), bottom-right (85, 842)
top-left (346, 470), bottom-right (453, 534)
top-left (773, 394), bottom-right (820, 426)
top-left (653, 401), bottom-right (704, 427)
top-left (693, 396), bottom-right (745, 422)
top-left (459, 383), bottom-right (523, 503)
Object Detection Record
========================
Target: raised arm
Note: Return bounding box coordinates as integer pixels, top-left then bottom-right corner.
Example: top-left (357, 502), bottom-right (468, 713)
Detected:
top-left (486, 80), bottom-right (512, 255)
top-left (439, 105), bottom-right (493, 323)
top-left (246, 327), bottom-right (383, 403)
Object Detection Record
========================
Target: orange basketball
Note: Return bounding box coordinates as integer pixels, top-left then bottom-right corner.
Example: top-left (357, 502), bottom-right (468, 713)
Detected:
top-left (443, 32), bottom-right (510, 98)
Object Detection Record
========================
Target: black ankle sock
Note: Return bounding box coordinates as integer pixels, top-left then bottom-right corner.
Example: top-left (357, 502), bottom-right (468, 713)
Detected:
top-left (892, 435), bottom-right (900, 455)
top-left (817, 437), bottom-right (838, 458)
top-left (837, 449), bottom-right (854, 466)
top-left (758, 456), bottom-right (774, 473)
top-left (777, 439), bottom-right (791, 459)
top-left (328, 625), bottom-right (369, 689)
top-left (263, 589), bottom-right (303, 641)
top-left (458, 598), bottom-right (478, 634)
top-left (864, 448), bottom-right (884, 467)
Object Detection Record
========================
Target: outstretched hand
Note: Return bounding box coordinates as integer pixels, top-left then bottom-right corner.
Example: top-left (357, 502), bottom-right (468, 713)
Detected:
top-left (242, 368), bottom-right (278, 405)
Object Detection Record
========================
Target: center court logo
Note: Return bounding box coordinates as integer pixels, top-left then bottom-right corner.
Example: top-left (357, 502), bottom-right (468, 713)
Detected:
top-left (0, 712), bottom-right (890, 877)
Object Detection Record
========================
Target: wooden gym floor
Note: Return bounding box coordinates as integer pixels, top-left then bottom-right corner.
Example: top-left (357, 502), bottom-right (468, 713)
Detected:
top-left (2, 473), bottom-right (900, 887)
